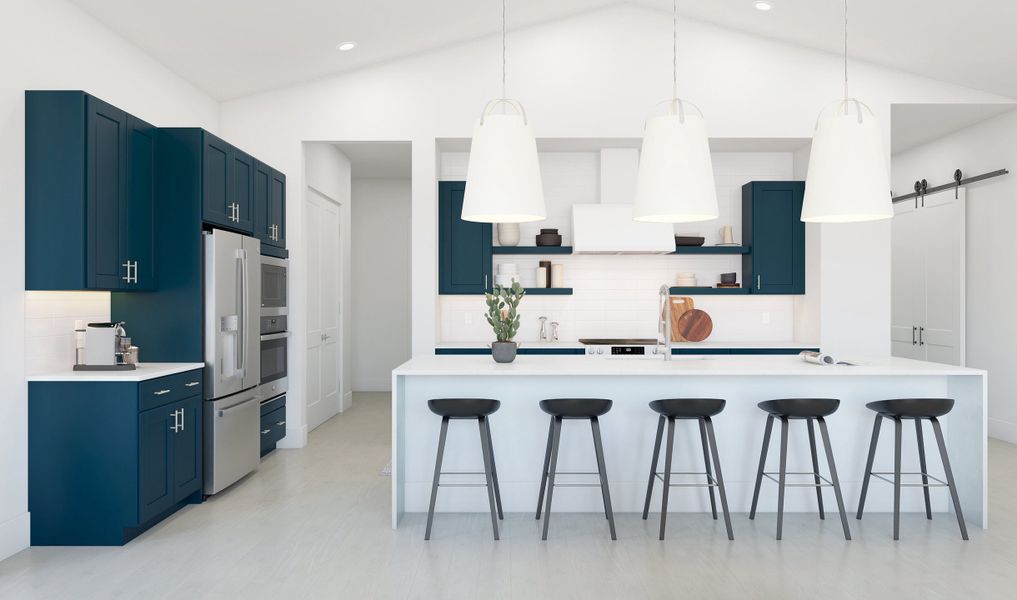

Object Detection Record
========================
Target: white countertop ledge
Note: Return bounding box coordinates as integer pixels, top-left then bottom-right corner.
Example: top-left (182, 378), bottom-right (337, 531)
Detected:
top-left (393, 355), bottom-right (985, 377)
top-left (435, 340), bottom-right (821, 349)
top-left (27, 362), bottom-right (205, 382)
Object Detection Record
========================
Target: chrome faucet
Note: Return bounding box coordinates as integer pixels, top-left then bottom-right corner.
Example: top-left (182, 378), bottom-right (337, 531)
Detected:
top-left (550, 321), bottom-right (559, 342)
top-left (539, 316), bottom-right (548, 342)
top-left (658, 284), bottom-right (672, 361)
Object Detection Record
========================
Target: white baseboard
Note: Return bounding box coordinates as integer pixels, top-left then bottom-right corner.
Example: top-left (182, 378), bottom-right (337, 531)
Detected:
top-left (989, 417), bottom-right (1017, 444)
top-left (0, 512), bottom-right (30, 562)
top-left (278, 424), bottom-right (308, 449)
top-left (341, 391), bottom-right (353, 412)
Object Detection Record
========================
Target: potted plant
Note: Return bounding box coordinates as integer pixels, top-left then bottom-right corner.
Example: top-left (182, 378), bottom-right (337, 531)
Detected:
top-left (485, 282), bottom-right (525, 363)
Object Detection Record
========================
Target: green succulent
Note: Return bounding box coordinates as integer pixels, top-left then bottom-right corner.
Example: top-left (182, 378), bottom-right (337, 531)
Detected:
top-left (484, 281), bottom-right (525, 342)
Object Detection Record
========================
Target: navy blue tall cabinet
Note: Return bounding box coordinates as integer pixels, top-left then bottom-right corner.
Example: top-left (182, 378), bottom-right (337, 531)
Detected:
top-left (742, 181), bottom-right (806, 295)
top-left (438, 181), bottom-right (492, 294)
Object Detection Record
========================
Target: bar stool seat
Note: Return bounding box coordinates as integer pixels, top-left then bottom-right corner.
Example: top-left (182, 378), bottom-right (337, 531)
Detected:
top-left (649, 398), bottom-right (726, 418)
top-left (429, 398), bottom-right (501, 418)
top-left (536, 398), bottom-right (616, 540)
top-left (758, 398), bottom-right (840, 418)
top-left (865, 398), bottom-right (954, 419)
top-left (539, 398), bottom-right (612, 418)
top-left (424, 398), bottom-right (503, 541)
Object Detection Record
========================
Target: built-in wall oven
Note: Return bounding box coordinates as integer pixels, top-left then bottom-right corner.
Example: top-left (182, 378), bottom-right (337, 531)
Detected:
top-left (259, 256), bottom-right (288, 401)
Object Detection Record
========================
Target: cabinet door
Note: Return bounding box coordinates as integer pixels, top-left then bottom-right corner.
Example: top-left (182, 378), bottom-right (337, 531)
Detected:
top-left (138, 405), bottom-right (175, 523)
top-left (890, 201), bottom-right (925, 360)
top-left (229, 147), bottom-right (255, 233)
top-left (745, 182), bottom-right (805, 294)
top-left (172, 396), bottom-right (202, 502)
top-left (85, 95), bottom-right (128, 290)
top-left (253, 161), bottom-right (273, 245)
top-left (202, 132), bottom-right (232, 228)
top-left (270, 168), bottom-right (286, 248)
top-left (126, 115), bottom-right (156, 290)
top-left (439, 181), bottom-right (492, 294)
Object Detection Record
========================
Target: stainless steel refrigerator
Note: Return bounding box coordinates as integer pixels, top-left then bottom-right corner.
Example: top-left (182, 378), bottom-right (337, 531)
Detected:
top-left (203, 229), bottom-right (261, 495)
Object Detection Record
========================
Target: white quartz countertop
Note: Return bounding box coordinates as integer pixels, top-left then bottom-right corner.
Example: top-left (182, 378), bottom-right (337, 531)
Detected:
top-left (394, 354), bottom-right (985, 377)
top-left (27, 363), bottom-right (205, 382)
top-left (435, 341), bottom-right (821, 349)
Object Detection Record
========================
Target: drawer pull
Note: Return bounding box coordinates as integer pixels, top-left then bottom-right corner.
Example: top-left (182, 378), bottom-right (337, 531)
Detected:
top-left (276, 421), bottom-right (286, 426)
top-left (153, 389), bottom-right (171, 395)
top-left (185, 381), bottom-right (200, 387)
top-left (261, 429), bottom-right (271, 435)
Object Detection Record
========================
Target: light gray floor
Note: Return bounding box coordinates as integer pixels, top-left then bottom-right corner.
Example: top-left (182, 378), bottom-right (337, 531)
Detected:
top-left (2, 392), bottom-right (1017, 599)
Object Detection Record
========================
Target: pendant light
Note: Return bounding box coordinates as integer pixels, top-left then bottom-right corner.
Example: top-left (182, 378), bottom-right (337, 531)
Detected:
top-left (461, 0), bottom-right (545, 223)
top-left (801, 0), bottom-right (892, 223)
top-left (633, 0), bottom-right (718, 223)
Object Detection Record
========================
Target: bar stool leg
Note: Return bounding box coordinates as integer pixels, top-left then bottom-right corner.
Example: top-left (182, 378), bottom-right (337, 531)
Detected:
top-left (425, 416), bottom-right (450, 540)
top-left (893, 416), bottom-right (903, 541)
top-left (478, 417), bottom-right (500, 540)
top-left (704, 417), bottom-right (734, 540)
top-left (915, 419), bottom-right (933, 520)
top-left (591, 417), bottom-right (617, 541)
top-left (699, 418), bottom-right (719, 520)
top-left (749, 415), bottom-right (774, 520)
top-left (806, 418), bottom-right (826, 520)
top-left (535, 417), bottom-right (554, 519)
top-left (642, 415), bottom-right (666, 520)
top-left (776, 416), bottom-right (789, 540)
top-left (931, 417), bottom-right (969, 540)
top-left (856, 414), bottom-right (882, 519)
top-left (485, 419), bottom-right (504, 520)
top-left (659, 417), bottom-right (676, 540)
top-left (541, 417), bottom-right (562, 540)
top-left (817, 417), bottom-right (851, 540)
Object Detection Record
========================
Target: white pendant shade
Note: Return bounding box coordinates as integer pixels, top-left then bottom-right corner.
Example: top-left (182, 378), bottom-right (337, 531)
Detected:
top-left (462, 108), bottom-right (546, 224)
top-left (633, 106), bottom-right (719, 223)
top-left (802, 99), bottom-right (893, 223)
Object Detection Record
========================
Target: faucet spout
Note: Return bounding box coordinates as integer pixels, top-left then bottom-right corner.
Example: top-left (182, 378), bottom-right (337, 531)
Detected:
top-left (658, 284), bottom-right (672, 361)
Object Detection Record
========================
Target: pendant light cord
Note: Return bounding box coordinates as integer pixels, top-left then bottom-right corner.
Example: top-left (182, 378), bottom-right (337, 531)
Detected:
top-left (843, 0), bottom-right (849, 100)
top-left (502, 0), bottom-right (507, 99)
top-left (672, 0), bottom-right (678, 100)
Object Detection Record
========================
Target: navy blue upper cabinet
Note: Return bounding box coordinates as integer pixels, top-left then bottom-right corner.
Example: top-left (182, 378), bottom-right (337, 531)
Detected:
top-left (26, 91), bottom-right (154, 291)
top-left (439, 181), bottom-right (492, 294)
top-left (230, 147), bottom-right (255, 232)
top-left (201, 131), bottom-right (232, 228)
top-left (254, 161), bottom-right (286, 249)
top-left (742, 181), bottom-right (806, 295)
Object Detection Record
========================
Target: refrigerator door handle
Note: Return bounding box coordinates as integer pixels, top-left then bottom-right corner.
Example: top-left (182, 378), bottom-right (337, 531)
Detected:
top-left (236, 249), bottom-right (247, 375)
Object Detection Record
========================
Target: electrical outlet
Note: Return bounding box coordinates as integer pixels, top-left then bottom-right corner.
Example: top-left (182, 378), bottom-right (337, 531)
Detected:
top-left (762, 312), bottom-right (771, 324)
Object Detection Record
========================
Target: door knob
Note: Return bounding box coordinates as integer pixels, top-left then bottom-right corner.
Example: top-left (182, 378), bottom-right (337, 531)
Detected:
top-left (321, 333), bottom-right (330, 341)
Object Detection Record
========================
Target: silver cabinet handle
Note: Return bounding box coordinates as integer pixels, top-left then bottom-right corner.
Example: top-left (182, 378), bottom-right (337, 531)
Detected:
top-left (276, 421), bottom-right (286, 426)
top-left (919, 326), bottom-right (925, 346)
top-left (912, 326), bottom-right (918, 345)
top-left (171, 408), bottom-right (180, 432)
top-left (154, 389), bottom-right (171, 395)
top-left (484, 274), bottom-right (488, 290)
top-left (185, 381), bottom-right (200, 387)
top-left (122, 262), bottom-right (132, 282)
top-left (757, 275), bottom-right (762, 290)
top-left (132, 261), bottom-right (138, 284)
top-left (261, 429), bottom-right (271, 435)
top-left (179, 408), bottom-right (185, 432)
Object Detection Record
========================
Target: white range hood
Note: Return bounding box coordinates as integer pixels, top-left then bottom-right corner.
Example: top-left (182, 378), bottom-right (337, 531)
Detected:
top-left (571, 149), bottom-right (675, 255)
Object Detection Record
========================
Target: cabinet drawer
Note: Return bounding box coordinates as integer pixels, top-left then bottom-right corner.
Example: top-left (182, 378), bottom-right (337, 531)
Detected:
top-left (139, 370), bottom-right (203, 411)
top-left (260, 394), bottom-right (285, 417)
top-left (260, 406), bottom-right (286, 455)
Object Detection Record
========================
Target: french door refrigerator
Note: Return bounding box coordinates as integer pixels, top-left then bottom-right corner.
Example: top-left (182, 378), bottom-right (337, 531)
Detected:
top-left (203, 229), bottom-right (261, 494)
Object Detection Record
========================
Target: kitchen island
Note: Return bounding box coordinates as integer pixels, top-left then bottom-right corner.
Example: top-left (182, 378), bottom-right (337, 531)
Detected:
top-left (391, 355), bottom-right (987, 529)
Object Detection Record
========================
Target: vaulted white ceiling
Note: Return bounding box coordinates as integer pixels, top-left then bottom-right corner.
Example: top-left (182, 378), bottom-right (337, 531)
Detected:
top-left (68, 0), bottom-right (1017, 101)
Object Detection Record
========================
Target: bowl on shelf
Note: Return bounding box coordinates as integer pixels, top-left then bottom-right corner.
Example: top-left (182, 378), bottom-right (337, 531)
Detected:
top-left (675, 235), bottom-right (705, 247)
top-left (536, 228), bottom-right (563, 247)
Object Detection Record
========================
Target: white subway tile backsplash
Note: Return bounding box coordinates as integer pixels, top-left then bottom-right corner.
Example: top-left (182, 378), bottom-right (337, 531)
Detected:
top-left (24, 291), bottom-right (110, 375)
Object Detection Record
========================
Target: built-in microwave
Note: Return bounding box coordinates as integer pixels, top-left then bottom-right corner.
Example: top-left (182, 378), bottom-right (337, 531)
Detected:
top-left (259, 314), bottom-right (288, 399)
top-left (261, 255), bottom-right (288, 316)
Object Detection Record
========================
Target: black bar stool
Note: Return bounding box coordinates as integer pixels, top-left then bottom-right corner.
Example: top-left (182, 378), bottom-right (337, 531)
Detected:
top-left (749, 398), bottom-right (851, 540)
top-left (641, 398), bottom-right (734, 540)
top-left (856, 398), bottom-right (968, 541)
top-left (535, 398), bottom-right (616, 540)
top-left (424, 398), bottom-right (503, 540)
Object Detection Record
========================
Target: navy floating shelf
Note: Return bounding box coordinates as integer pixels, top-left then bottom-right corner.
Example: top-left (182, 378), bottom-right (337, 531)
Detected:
top-left (669, 287), bottom-right (750, 295)
top-left (672, 246), bottom-right (750, 255)
top-left (492, 246), bottom-right (572, 255)
top-left (523, 288), bottom-right (573, 295)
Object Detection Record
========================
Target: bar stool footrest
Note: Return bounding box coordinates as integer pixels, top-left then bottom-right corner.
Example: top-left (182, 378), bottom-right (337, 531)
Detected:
top-left (762, 471), bottom-right (833, 487)
top-left (653, 471), bottom-right (719, 487)
top-left (869, 471), bottom-right (949, 487)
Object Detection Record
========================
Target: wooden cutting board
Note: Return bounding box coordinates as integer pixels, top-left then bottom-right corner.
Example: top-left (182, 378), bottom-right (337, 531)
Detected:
top-left (677, 309), bottom-right (713, 342)
top-left (665, 296), bottom-right (694, 342)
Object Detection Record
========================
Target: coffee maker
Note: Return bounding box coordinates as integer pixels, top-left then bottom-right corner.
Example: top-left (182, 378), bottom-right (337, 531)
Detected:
top-left (73, 321), bottom-right (136, 371)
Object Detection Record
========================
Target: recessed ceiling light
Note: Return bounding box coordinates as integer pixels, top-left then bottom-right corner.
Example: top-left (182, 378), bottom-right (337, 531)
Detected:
top-left (753, 1), bottom-right (773, 10)
top-left (336, 41), bottom-right (357, 51)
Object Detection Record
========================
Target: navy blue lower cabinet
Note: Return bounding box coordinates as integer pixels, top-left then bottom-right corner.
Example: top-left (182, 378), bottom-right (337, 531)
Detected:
top-left (260, 395), bottom-right (287, 457)
top-left (29, 370), bottom-right (203, 546)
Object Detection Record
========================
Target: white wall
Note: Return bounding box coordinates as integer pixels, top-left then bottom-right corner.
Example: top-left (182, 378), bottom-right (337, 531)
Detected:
top-left (351, 179), bottom-right (412, 391)
top-left (891, 107), bottom-right (1017, 443)
top-left (220, 4), bottom-right (1008, 378)
top-left (1, 0), bottom-right (220, 562)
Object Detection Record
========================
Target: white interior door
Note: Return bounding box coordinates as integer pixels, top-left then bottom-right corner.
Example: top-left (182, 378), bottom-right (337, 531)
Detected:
top-left (891, 201), bottom-right (925, 360)
top-left (922, 188), bottom-right (966, 366)
top-left (306, 189), bottom-right (343, 432)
